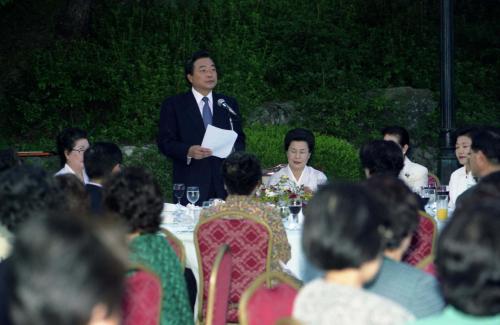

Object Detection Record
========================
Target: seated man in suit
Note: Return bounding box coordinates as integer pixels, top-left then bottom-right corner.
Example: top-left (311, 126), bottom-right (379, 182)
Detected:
top-left (84, 142), bottom-right (123, 215)
top-left (382, 126), bottom-right (428, 192)
top-left (157, 50), bottom-right (246, 205)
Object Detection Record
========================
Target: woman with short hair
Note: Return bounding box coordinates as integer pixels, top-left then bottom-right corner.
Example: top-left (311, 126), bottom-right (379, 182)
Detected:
top-left (293, 182), bottom-right (414, 325)
top-left (267, 128), bottom-right (327, 193)
top-left (55, 127), bottom-right (90, 183)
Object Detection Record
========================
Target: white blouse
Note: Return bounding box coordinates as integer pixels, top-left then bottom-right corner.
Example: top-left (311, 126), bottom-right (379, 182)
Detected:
top-left (55, 163), bottom-right (89, 184)
top-left (448, 166), bottom-right (476, 209)
top-left (267, 165), bottom-right (327, 192)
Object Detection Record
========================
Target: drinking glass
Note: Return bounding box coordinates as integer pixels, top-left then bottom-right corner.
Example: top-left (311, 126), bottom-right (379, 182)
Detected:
top-left (186, 186), bottom-right (200, 206)
top-left (288, 198), bottom-right (302, 230)
top-left (436, 194), bottom-right (449, 221)
top-left (173, 183), bottom-right (185, 218)
top-left (420, 186), bottom-right (436, 210)
top-left (202, 201), bottom-right (212, 209)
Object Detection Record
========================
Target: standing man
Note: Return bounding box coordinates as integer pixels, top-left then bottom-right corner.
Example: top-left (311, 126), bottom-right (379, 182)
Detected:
top-left (157, 50), bottom-right (246, 205)
top-left (382, 126), bottom-right (428, 192)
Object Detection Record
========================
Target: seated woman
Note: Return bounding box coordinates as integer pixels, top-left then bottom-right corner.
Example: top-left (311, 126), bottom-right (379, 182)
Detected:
top-left (448, 127), bottom-right (478, 209)
top-left (410, 196), bottom-right (500, 324)
top-left (201, 151), bottom-right (291, 272)
top-left (55, 127), bottom-right (90, 183)
top-left (267, 128), bottom-right (327, 193)
top-left (293, 182), bottom-right (414, 325)
top-left (103, 167), bottom-right (193, 325)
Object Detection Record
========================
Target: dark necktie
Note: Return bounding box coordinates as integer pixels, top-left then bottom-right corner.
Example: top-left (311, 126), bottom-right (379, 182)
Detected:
top-left (202, 97), bottom-right (212, 128)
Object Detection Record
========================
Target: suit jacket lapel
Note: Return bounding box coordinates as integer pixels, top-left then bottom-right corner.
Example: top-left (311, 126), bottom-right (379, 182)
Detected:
top-left (212, 93), bottom-right (228, 130)
top-left (184, 92), bottom-right (206, 138)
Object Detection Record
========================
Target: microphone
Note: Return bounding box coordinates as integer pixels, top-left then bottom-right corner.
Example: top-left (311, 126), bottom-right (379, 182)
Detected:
top-left (217, 99), bottom-right (237, 116)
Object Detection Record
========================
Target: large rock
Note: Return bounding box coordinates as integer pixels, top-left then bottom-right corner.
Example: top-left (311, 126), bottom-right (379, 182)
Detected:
top-left (245, 101), bottom-right (298, 125)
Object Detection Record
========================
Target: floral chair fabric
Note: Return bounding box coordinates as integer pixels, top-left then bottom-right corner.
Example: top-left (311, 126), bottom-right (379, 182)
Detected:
top-left (239, 272), bottom-right (300, 325)
top-left (195, 212), bottom-right (272, 324)
top-left (403, 211), bottom-right (437, 267)
top-left (122, 267), bottom-right (162, 325)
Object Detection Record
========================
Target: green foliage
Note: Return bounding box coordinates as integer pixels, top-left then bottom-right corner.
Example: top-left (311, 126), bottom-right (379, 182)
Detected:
top-left (0, 0), bottom-right (498, 148)
top-left (246, 125), bottom-right (362, 181)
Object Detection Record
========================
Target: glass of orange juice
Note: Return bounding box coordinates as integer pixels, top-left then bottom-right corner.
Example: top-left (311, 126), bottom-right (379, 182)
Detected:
top-left (436, 194), bottom-right (449, 221)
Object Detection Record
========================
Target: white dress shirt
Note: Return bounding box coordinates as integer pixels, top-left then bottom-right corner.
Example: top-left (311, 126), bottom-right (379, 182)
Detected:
top-left (448, 166), bottom-right (476, 209)
top-left (191, 88), bottom-right (213, 117)
top-left (267, 165), bottom-right (327, 192)
top-left (55, 163), bottom-right (89, 184)
top-left (400, 157), bottom-right (428, 192)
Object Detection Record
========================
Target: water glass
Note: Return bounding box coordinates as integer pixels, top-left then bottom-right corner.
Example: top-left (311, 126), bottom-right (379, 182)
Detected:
top-left (186, 186), bottom-right (200, 206)
top-left (202, 201), bottom-right (212, 209)
top-left (173, 183), bottom-right (185, 219)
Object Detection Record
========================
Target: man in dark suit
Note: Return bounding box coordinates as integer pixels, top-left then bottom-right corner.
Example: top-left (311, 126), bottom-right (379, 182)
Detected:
top-left (157, 50), bottom-right (246, 205)
top-left (83, 142), bottom-right (123, 215)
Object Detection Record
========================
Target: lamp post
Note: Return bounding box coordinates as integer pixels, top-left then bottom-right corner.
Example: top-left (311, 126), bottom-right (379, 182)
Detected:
top-left (438, 0), bottom-right (457, 184)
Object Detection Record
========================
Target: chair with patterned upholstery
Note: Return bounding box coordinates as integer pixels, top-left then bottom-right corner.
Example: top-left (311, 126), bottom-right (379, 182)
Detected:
top-left (122, 266), bottom-right (162, 325)
top-left (416, 254), bottom-right (438, 277)
top-left (206, 244), bottom-right (233, 325)
top-left (403, 211), bottom-right (438, 267)
top-left (239, 271), bottom-right (300, 325)
top-left (427, 172), bottom-right (441, 188)
top-left (194, 211), bottom-right (272, 324)
top-left (160, 228), bottom-right (186, 269)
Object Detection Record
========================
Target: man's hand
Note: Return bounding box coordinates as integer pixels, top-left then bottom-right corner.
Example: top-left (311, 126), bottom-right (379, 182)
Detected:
top-left (188, 145), bottom-right (212, 160)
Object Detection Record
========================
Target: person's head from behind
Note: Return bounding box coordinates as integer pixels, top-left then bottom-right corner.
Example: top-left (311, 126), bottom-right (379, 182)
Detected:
top-left (103, 166), bottom-right (163, 234)
top-left (0, 165), bottom-right (63, 232)
top-left (222, 151), bottom-right (262, 196)
top-left (363, 175), bottom-right (420, 258)
top-left (84, 142), bottom-right (123, 183)
top-left (10, 212), bottom-right (126, 325)
top-left (0, 148), bottom-right (21, 173)
top-left (284, 128), bottom-right (315, 172)
top-left (360, 140), bottom-right (404, 178)
top-left (302, 182), bottom-right (386, 284)
top-left (56, 127), bottom-right (89, 170)
top-left (436, 198), bottom-right (500, 316)
top-left (468, 126), bottom-right (500, 178)
top-left (382, 126), bottom-right (410, 156)
top-left (454, 127), bottom-right (478, 167)
top-left (184, 50), bottom-right (217, 95)
top-left (55, 173), bottom-right (90, 214)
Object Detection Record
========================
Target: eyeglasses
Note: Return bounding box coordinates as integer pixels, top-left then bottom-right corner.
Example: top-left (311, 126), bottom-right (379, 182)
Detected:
top-left (71, 147), bottom-right (88, 154)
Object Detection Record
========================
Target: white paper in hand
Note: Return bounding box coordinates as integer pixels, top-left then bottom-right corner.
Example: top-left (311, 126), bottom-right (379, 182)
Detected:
top-left (201, 125), bottom-right (238, 158)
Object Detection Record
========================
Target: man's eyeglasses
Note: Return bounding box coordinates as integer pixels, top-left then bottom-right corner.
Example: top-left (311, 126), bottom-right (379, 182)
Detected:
top-left (71, 147), bottom-right (88, 154)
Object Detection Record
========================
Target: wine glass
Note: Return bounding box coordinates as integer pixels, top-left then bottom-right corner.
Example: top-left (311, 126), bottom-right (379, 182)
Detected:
top-left (186, 186), bottom-right (200, 206)
top-left (288, 198), bottom-right (302, 230)
top-left (173, 183), bottom-right (185, 218)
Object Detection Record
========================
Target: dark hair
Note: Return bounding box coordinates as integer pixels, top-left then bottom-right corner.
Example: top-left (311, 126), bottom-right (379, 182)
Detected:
top-left (55, 173), bottom-right (89, 214)
top-left (222, 151), bottom-right (262, 195)
top-left (470, 126), bottom-right (500, 164)
top-left (103, 167), bottom-right (163, 233)
top-left (360, 140), bottom-right (404, 177)
top-left (0, 165), bottom-right (64, 232)
top-left (302, 182), bottom-right (385, 271)
top-left (454, 126), bottom-right (479, 142)
top-left (382, 126), bottom-right (410, 147)
top-left (436, 198), bottom-right (500, 316)
top-left (84, 142), bottom-right (123, 180)
top-left (284, 128), bottom-right (315, 154)
top-left (10, 212), bottom-right (126, 325)
top-left (363, 175), bottom-right (420, 249)
top-left (0, 148), bottom-right (21, 173)
top-left (56, 128), bottom-right (88, 167)
top-left (184, 50), bottom-right (216, 84)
